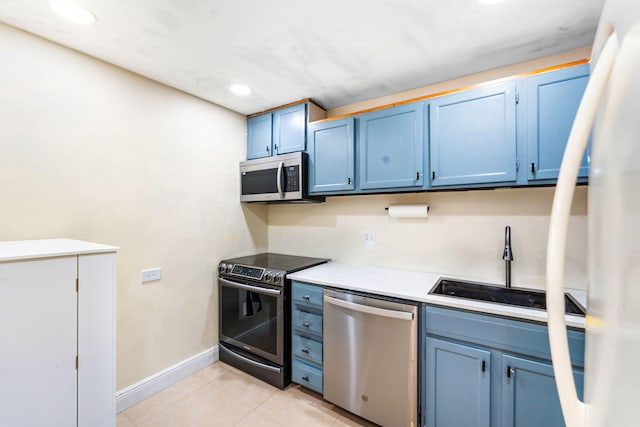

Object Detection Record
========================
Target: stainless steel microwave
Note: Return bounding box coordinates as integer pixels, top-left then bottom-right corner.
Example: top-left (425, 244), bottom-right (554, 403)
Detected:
top-left (239, 152), bottom-right (324, 203)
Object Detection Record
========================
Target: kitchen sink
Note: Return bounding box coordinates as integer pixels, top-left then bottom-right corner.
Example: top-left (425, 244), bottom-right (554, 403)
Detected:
top-left (429, 278), bottom-right (586, 316)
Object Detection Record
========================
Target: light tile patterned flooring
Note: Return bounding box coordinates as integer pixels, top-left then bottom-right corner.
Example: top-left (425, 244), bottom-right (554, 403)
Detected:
top-left (117, 361), bottom-right (377, 427)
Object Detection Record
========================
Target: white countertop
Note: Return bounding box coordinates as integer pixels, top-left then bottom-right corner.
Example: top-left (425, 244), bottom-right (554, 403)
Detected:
top-left (0, 238), bottom-right (119, 262)
top-left (288, 262), bottom-right (586, 329)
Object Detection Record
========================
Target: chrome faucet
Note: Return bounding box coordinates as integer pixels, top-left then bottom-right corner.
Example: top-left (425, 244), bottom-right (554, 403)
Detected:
top-left (502, 225), bottom-right (514, 288)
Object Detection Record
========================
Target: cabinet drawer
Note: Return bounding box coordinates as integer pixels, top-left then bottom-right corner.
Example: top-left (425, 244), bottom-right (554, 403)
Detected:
top-left (292, 333), bottom-right (323, 365)
top-left (292, 310), bottom-right (323, 337)
top-left (292, 358), bottom-right (323, 393)
top-left (292, 281), bottom-right (323, 311)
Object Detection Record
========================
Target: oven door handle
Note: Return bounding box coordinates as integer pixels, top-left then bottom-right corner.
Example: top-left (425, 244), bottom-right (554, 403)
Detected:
top-left (219, 345), bottom-right (282, 373)
top-left (219, 277), bottom-right (282, 296)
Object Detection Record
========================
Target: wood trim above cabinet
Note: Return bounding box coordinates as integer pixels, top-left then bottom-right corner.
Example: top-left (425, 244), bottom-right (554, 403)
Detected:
top-left (247, 98), bottom-right (316, 118)
top-left (312, 58), bottom-right (590, 124)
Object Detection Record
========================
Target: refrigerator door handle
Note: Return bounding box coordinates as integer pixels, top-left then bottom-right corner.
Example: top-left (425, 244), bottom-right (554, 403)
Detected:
top-left (546, 32), bottom-right (620, 427)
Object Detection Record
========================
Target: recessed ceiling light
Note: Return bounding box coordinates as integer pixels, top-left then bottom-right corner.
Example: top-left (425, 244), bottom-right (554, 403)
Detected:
top-left (50, 0), bottom-right (96, 25)
top-left (229, 84), bottom-right (252, 96)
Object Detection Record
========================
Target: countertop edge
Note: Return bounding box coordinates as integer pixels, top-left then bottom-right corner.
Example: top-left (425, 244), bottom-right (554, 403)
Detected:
top-left (0, 238), bottom-right (120, 262)
top-left (288, 262), bottom-right (586, 329)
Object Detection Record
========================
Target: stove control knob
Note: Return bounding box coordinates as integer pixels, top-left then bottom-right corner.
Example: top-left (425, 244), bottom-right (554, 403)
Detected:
top-left (218, 263), bottom-right (226, 274)
top-left (226, 264), bottom-right (234, 274)
top-left (273, 273), bottom-right (283, 284)
top-left (264, 272), bottom-right (273, 282)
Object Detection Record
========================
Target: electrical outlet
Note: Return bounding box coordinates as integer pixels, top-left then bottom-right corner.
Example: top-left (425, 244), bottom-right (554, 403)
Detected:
top-left (363, 230), bottom-right (376, 246)
top-left (142, 268), bottom-right (162, 283)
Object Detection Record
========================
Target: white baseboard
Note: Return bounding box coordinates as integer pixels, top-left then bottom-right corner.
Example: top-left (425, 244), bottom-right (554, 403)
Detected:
top-left (116, 345), bottom-right (219, 413)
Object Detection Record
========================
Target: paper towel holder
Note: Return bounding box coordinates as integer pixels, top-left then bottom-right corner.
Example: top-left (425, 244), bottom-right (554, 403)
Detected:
top-left (385, 204), bottom-right (430, 218)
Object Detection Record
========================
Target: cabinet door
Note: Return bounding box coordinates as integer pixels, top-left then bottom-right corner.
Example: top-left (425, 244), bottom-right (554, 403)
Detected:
top-left (273, 103), bottom-right (307, 155)
top-left (359, 103), bottom-right (424, 189)
top-left (430, 82), bottom-right (517, 186)
top-left (426, 337), bottom-right (491, 427)
top-left (307, 117), bottom-right (355, 193)
top-left (501, 354), bottom-right (584, 427)
top-left (247, 113), bottom-right (273, 159)
top-left (526, 64), bottom-right (590, 181)
top-left (0, 257), bottom-right (77, 426)
top-left (78, 253), bottom-right (116, 427)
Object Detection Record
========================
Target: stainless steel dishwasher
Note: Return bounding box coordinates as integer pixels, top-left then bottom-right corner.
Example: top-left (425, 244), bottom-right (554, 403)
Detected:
top-left (323, 288), bottom-right (419, 427)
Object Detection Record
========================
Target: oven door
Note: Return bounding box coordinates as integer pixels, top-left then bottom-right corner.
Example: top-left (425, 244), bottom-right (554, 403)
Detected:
top-left (218, 277), bottom-right (284, 365)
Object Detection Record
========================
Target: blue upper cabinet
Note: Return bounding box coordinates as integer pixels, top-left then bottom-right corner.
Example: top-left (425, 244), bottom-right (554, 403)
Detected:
top-left (307, 117), bottom-right (355, 194)
top-left (246, 113), bottom-right (273, 159)
top-left (525, 64), bottom-right (590, 181)
top-left (358, 103), bottom-right (424, 190)
top-left (430, 82), bottom-right (517, 187)
top-left (501, 354), bottom-right (584, 427)
top-left (246, 101), bottom-right (326, 160)
top-left (273, 103), bottom-right (307, 155)
top-left (426, 337), bottom-right (491, 427)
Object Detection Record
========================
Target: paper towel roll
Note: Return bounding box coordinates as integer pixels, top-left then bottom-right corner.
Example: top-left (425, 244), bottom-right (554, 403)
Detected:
top-left (387, 204), bottom-right (429, 218)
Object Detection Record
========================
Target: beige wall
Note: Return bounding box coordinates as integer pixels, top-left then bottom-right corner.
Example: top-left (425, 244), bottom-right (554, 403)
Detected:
top-left (270, 48), bottom-right (592, 291)
top-left (0, 23), bottom-right (267, 389)
top-left (269, 187), bottom-right (588, 289)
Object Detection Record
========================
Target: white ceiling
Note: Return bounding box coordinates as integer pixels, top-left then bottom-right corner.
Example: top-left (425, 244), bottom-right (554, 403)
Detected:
top-left (0, 0), bottom-right (604, 115)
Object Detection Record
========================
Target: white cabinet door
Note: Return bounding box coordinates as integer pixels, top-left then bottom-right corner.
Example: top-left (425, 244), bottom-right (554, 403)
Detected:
top-left (78, 253), bottom-right (115, 427)
top-left (0, 257), bottom-right (77, 426)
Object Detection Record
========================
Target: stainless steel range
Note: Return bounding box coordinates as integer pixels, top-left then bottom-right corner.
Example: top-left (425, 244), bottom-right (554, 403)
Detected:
top-left (217, 253), bottom-right (328, 388)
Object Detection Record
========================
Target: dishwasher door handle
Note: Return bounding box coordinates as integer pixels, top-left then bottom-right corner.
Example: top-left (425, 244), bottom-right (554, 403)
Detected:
top-left (324, 295), bottom-right (414, 321)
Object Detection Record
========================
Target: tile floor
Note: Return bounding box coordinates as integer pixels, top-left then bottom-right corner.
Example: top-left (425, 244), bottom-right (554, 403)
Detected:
top-left (117, 361), bottom-right (377, 427)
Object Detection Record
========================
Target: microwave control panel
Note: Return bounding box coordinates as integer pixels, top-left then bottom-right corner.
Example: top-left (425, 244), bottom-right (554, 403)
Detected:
top-left (285, 165), bottom-right (300, 192)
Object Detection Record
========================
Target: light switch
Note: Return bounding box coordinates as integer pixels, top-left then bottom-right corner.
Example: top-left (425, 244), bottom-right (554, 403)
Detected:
top-left (142, 268), bottom-right (162, 283)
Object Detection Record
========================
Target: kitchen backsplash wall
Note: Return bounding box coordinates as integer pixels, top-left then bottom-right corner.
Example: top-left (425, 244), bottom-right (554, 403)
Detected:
top-left (0, 23), bottom-right (267, 390)
top-left (268, 186), bottom-right (588, 290)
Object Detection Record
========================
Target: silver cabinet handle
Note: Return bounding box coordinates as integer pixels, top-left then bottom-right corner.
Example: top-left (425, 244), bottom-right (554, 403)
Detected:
top-left (302, 295), bottom-right (310, 301)
top-left (301, 375), bottom-right (310, 382)
top-left (301, 348), bottom-right (310, 354)
top-left (506, 366), bottom-right (516, 384)
top-left (302, 322), bottom-right (310, 328)
top-left (324, 295), bottom-right (414, 321)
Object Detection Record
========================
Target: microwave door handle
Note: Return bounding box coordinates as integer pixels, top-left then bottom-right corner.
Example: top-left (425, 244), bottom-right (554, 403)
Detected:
top-left (276, 161), bottom-right (285, 199)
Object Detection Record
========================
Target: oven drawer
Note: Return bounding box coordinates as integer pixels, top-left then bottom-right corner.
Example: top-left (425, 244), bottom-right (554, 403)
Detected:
top-left (292, 333), bottom-right (323, 364)
top-left (292, 281), bottom-right (323, 311)
top-left (292, 358), bottom-right (323, 394)
top-left (292, 310), bottom-right (323, 337)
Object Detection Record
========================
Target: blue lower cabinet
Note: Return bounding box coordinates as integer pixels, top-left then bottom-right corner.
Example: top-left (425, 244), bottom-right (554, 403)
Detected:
top-left (501, 354), bottom-right (584, 427)
top-left (292, 310), bottom-right (323, 337)
top-left (292, 333), bottom-right (323, 365)
top-left (292, 358), bottom-right (323, 393)
top-left (426, 337), bottom-right (491, 427)
top-left (423, 305), bottom-right (585, 427)
top-left (291, 281), bottom-right (324, 393)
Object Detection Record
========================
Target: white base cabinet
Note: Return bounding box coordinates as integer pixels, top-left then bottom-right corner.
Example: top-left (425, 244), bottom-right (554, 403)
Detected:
top-left (0, 239), bottom-right (118, 427)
